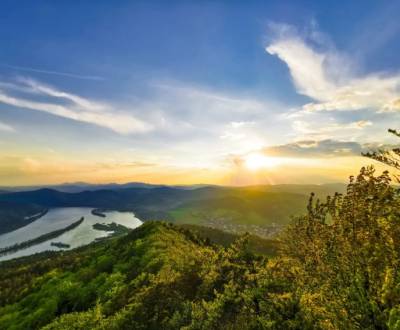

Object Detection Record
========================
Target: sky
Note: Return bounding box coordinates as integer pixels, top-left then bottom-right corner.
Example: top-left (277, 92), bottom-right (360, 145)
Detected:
top-left (0, 0), bottom-right (400, 186)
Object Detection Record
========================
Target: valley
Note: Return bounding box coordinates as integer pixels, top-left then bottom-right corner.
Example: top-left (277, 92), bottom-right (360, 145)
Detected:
top-left (0, 183), bottom-right (346, 262)
top-left (0, 183), bottom-right (345, 235)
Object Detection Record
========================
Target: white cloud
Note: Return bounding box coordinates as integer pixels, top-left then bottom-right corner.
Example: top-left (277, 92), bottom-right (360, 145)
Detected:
top-left (0, 79), bottom-right (152, 134)
top-left (0, 121), bottom-right (14, 132)
top-left (266, 36), bottom-right (336, 101)
top-left (0, 63), bottom-right (104, 81)
top-left (266, 24), bottom-right (400, 113)
top-left (263, 139), bottom-right (364, 157)
top-left (230, 121), bottom-right (255, 128)
top-left (153, 83), bottom-right (271, 118)
top-left (292, 119), bottom-right (372, 139)
top-left (142, 82), bottom-right (282, 140)
top-left (18, 77), bottom-right (107, 112)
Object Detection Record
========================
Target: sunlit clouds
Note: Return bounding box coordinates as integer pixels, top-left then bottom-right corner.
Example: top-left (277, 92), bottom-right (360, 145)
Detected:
top-left (0, 78), bottom-right (152, 134)
top-left (1, 16), bottom-right (400, 185)
top-left (266, 23), bottom-right (400, 113)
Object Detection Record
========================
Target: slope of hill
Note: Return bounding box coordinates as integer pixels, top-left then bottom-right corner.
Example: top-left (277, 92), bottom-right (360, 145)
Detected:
top-left (169, 191), bottom-right (307, 226)
top-left (0, 201), bottom-right (46, 235)
top-left (0, 222), bottom-right (286, 329)
top-left (179, 224), bottom-right (279, 255)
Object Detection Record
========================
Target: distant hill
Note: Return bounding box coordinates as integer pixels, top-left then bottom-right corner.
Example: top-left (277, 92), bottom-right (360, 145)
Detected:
top-left (0, 182), bottom-right (165, 193)
top-left (0, 183), bottom-right (346, 235)
top-left (0, 182), bottom-right (346, 194)
top-left (0, 186), bottom-right (200, 210)
top-left (0, 201), bottom-right (46, 235)
top-left (238, 183), bottom-right (346, 197)
top-left (168, 191), bottom-right (308, 228)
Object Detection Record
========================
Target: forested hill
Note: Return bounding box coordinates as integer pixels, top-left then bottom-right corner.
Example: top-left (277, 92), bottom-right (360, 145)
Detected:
top-left (0, 184), bottom-right (345, 210)
top-left (1, 168), bottom-right (400, 329)
top-left (0, 183), bottom-right (345, 234)
top-left (0, 221), bottom-right (281, 329)
top-left (0, 201), bottom-right (46, 235)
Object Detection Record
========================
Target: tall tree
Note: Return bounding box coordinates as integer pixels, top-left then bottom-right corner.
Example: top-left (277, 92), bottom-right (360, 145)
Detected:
top-left (363, 129), bottom-right (400, 182)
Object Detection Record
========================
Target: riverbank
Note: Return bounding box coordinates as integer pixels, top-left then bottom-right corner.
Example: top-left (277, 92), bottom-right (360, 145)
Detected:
top-left (0, 217), bottom-right (84, 256)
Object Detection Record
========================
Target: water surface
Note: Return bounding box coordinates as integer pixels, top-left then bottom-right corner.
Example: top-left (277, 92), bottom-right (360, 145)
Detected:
top-left (0, 207), bottom-right (142, 261)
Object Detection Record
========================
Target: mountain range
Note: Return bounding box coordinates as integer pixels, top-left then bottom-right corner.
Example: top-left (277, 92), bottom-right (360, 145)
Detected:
top-left (0, 183), bottom-right (346, 235)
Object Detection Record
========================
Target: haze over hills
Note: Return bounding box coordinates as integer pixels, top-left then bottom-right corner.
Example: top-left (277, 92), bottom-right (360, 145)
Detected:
top-left (0, 183), bottom-right (346, 236)
top-left (0, 181), bottom-right (346, 194)
top-left (0, 182), bottom-right (167, 193)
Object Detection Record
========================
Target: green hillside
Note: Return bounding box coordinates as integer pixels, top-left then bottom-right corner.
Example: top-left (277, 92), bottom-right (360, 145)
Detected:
top-left (169, 191), bottom-right (307, 226)
top-left (0, 222), bottom-right (284, 330)
top-left (178, 224), bottom-right (280, 256)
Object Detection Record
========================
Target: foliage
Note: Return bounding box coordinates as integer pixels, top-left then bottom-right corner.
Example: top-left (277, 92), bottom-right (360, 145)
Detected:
top-left (363, 128), bottom-right (400, 181)
top-left (281, 166), bottom-right (400, 329)
top-left (0, 222), bottom-right (301, 329)
top-left (1, 166), bottom-right (400, 329)
top-left (179, 224), bottom-right (280, 256)
top-left (92, 222), bottom-right (131, 236)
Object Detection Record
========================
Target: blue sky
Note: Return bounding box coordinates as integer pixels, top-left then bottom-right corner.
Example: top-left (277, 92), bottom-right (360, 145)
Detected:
top-left (0, 1), bottom-right (399, 185)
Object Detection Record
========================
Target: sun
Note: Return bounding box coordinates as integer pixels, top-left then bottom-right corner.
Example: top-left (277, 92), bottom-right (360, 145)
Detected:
top-left (244, 153), bottom-right (281, 170)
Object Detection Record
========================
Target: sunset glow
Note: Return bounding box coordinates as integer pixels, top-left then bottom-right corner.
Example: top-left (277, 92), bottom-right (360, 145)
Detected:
top-left (244, 154), bottom-right (282, 170)
top-left (0, 2), bottom-right (398, 187)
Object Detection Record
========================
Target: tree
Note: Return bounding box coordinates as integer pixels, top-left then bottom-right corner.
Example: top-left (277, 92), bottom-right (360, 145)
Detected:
top-left (280, 166), bottom-right (400, 329)
top-left (363, 129), bottom-right (400, 182)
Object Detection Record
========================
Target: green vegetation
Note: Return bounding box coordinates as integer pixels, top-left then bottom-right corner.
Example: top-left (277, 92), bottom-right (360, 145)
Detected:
top-left (0, 164), bottom-right (400, 329)
top-left (168, 191), bottom-right (308, 225)
top-left (363, 129), bottom-right (400, 173)
top-left (92, 222), bottom-right (131, 236)
top-left (167, 191), bottom-right (309, 238)
top-left (179, 224), bottom-right (279, 256)
top-left (50, 242), bottom-right (70, 249)
top-left (91, 209), bottom-right (106, 217)
top-left (0, 217), bottom-right (84, 256)
top-left (280, 166), bottom-right (400, 329)
top-left (0, 221), bottom-right (289, 330)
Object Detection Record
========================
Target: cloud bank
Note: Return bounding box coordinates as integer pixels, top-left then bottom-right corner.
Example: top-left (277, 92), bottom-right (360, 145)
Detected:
top-left (263, 139), bottom-right (363, 157)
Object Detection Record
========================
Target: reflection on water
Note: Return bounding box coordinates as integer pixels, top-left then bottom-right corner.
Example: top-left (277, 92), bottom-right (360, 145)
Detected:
top-left (0, 207), bottom-right (142, 261)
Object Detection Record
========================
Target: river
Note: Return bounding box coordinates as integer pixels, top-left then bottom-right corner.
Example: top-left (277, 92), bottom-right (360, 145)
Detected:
top-left (0, 207), bottom-right (142, 262)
